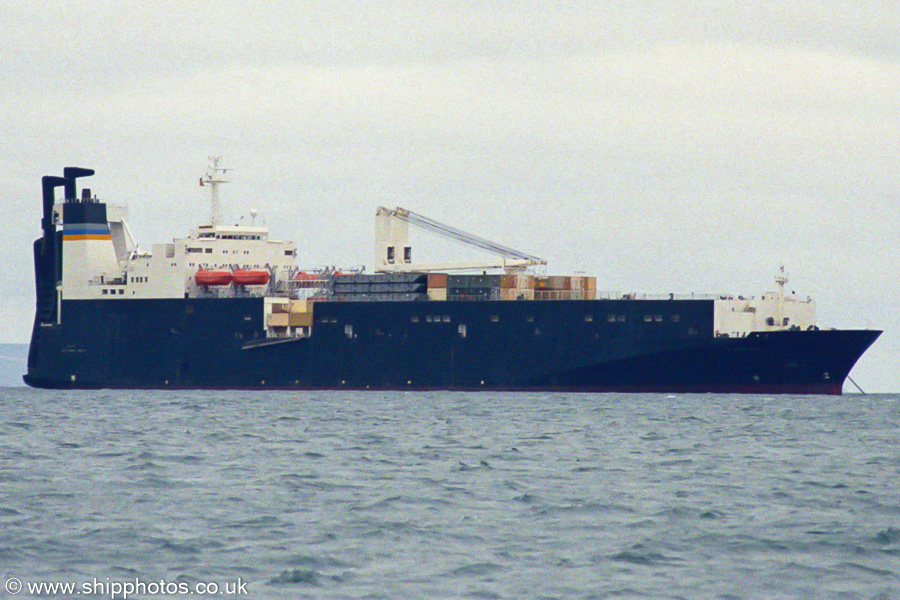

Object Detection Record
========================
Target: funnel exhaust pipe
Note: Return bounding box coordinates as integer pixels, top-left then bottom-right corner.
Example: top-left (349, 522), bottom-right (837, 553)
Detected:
top-left (63, 167), bottom-right (95, 200)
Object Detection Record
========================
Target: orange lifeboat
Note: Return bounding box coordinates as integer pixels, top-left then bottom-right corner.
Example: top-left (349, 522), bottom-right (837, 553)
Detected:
top-left (195, 269), bottom-right (233, 286)
top-left (233, 269), bottom-right (270, 286)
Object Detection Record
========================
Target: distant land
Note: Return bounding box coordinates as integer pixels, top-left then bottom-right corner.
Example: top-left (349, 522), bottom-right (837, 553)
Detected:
top-left (0, 344), bottom-right (27, 387)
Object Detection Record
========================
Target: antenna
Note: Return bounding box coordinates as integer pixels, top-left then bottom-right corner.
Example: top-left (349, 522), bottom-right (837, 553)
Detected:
top-left (200, 156), bottom-right (231, 226)
top-left (775, 264), bottom-right (789, 296)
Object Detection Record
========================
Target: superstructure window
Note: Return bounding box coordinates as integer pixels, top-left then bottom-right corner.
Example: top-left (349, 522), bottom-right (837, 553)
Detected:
top-left (204, 248), bottom-right (212, 253)
top-left (187, 247), bottom-right (202, 253)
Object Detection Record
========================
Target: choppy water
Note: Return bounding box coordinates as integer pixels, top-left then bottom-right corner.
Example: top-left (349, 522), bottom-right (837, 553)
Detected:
top-left (1, 390), bottom-right (898, 599)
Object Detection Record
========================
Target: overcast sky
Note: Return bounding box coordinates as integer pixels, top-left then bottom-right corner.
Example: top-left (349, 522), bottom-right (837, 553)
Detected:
top-left (2, 1), bottom-right (897, 390)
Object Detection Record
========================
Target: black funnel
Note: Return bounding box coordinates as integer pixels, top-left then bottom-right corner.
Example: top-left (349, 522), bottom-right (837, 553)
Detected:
top-left (63, 167), bottom-right (95, 200)
top-left (41, 176), bottom-right (67, 237)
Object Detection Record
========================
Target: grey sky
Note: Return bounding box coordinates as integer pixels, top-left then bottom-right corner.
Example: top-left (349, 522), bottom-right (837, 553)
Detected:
top-left (3, 1), bottom-right (897, 390)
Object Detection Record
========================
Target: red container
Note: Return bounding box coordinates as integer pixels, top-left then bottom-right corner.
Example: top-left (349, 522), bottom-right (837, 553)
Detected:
top-left (427, 273), bottom-right (448, 288)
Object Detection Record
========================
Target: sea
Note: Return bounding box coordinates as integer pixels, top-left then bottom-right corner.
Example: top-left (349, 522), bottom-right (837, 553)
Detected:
top-left (1, 388), bottom-right (898, 600)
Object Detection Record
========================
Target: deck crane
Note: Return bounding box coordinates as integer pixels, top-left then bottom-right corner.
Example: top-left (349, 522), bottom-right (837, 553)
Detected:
top-left (374, 206), bottom-right (546, 273)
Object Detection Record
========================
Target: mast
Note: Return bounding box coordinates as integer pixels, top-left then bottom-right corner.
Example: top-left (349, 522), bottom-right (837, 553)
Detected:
top-left (775, 265), bottom-right (789, 327)
top-left (200, 156), bottom-right (230, 226)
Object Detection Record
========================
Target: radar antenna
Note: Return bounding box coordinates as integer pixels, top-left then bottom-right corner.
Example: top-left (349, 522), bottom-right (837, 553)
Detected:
top-left (775, 265), bottom-right (789, 296)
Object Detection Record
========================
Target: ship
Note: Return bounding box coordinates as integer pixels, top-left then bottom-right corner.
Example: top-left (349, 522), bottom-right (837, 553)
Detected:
top-left (24, 162), bottom-right (881, 393)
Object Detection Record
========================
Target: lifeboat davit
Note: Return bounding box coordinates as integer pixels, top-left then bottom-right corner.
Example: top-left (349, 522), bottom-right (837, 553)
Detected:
top-left (195, 269), bottom-right (233, 286)
top-left (233, 269), bottom-right (270, 286)
top-left (292, 271), bottom-right (324, 288)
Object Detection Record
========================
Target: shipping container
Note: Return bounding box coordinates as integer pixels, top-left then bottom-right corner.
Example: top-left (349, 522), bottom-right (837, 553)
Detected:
top-left (289, 299), bottom-right (311, 313)
top-left (548, 276), bottom-right (572, 290)
top-left (501, 288), bottom-right (536, 300)
top-left (334, 273), bottom-right (427, 285)
top-left (288, 312), bottom-right (313, 327)
top-left (267, 312), bottom-right (289, 327)
top-left (334, 281), bottom-right (427, 294)
top-left (449, 287), bottom-right (498, 300)
top-left (427, 273), bottom-right (448, 288)
top-left (427, 287), bottom-right (448, 301)
top-left (343, 293), bottom-right (428, 302)
top-left (448, 274), bottom-right (502, 289)
top-left (502, 273), bottom-right (536, 289)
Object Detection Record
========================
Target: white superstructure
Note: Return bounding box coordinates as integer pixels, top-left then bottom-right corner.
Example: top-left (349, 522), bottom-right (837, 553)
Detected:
top-left (57, 159), bottom-right (299, 301)
top-left (713, 267), bottom-right (816, 337)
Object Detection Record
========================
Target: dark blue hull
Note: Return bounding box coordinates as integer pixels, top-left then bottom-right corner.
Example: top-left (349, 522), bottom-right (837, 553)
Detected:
top-left (24, 297), bottom-right (880, 394)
